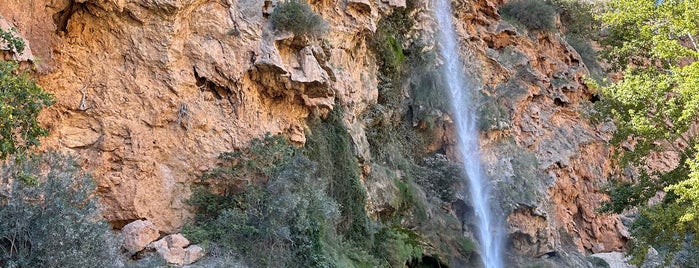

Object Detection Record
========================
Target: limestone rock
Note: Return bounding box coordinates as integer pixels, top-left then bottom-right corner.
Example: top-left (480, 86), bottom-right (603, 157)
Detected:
top-left (347, 0), bottom-right (371, 12)
top-left (364, 164), bottom-right (400, 216)
top-left (148, 234), bottom-right (203, 265)
top-left (122, 220), bottom-right (160, 253)
top-left (150, 238), bottom-right (185, 265)
top-left (383, 0), bottom-right (407, 8)
top-left (589, 252), bottom-right (634, 268)
top-left (184, 245), bottom-right (205, 265)
top-left (164, 233), bottom-right (190, 249)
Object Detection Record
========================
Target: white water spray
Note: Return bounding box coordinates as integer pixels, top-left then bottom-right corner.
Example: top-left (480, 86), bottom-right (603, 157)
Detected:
top-left (433, 0), bottom-right (504, 267)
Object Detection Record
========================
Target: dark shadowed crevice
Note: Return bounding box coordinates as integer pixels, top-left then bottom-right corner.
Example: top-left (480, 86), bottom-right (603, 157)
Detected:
top-left (193, 67), bottom-right (232, 100)
top-left (53, 1), bottom-right (88, 34)
top-left (407, 255), bottom-right (451, 268)
top-left (554, 97), bottom-right (568, 107)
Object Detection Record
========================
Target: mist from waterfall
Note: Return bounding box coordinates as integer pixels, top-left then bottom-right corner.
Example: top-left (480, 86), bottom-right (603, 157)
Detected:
top-left (433, 0), bottom-right (505, 267)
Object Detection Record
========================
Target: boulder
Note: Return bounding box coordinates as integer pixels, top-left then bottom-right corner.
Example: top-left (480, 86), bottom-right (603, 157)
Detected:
top-left (148, 233), bottom-right (204, 265)
top-left (164, 233), bottom-right (190, 248)
top-left (122, 220), bottom-right (160, 253)
top-left (184, 245), bottom-right (205, 265)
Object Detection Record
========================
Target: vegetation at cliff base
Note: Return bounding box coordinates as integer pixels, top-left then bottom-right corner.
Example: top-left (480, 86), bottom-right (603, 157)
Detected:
top-left (595, 0), bottom-right (699, 265)
top-left (0, 25), bottom-right (114, 268)
top-left (185, 134), bottom-right (381, 267)
top-left (0, 153), bottom-right (119, 268)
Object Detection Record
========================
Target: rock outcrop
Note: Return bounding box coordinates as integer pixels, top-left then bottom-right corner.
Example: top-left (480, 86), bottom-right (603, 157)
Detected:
top-left (449, 0), bottom-right (628, 257)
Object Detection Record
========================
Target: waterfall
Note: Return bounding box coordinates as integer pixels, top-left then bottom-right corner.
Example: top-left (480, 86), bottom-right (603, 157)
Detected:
top-left (433, 0), bottom-right (505, 267)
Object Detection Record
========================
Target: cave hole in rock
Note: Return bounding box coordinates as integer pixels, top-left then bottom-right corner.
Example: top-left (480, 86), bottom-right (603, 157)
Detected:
top-left (53, 0), bottom-right (88, 34)
top-left (407, 255), bottom-right (450, 268)
top-left (553, 97), bottom-right (568, 107)
top-left (193, 67), bottom-right (232, 100)
top-left (109, 218), bottom-right (145, 230)
top-left (541, 251), bottom-right (559, 259)
top-left (531, 94), bottom-right (545, 103)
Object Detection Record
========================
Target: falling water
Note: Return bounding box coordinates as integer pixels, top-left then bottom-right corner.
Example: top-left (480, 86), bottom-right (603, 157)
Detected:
top-left (433, 0), bottom-right (504, 267)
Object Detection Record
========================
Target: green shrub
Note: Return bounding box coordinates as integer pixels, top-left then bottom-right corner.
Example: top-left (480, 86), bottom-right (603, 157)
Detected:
top-left (373, 226), bottom-right (423, 267)
top-left (372, 4), bottom-right (415, 107)
top-left (0, 152), bottom-right (119, 268)
top-left (0, 28), bottom-right (26, 54)
top-left (459, 237), bottom-right (477, 255)
top-left (270, 0), bottom-right (328, 37)
top-left (305, 108), bottom-right (373, 246)
top-left (500, 0), bottom-right (557, 31)
top-left (186, 134), bottom-right (376, 267)
top-left (0, 61), bottom-right (54, 160)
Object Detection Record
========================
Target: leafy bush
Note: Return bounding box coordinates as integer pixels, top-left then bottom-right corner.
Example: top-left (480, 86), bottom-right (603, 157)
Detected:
top-left (373, 227), bottom-right (423, 267)
top-left (0, 61), bottom-right (54, 159)
top-left (500, 0), bottom-right (557, 31)
top-left (270, 0), bottom-right (328, 37)
top-left (0, 152), bottom-right (119, 268)
top-left (0, 28), bottom-right (26, 54)
top-left (186, 134), bottom-right (375, 267)
top-left (304, 108), bottom-right (373, 246)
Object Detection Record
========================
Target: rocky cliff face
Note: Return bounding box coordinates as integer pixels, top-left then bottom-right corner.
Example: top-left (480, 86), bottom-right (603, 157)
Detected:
top-left (453, 1), bottom-right (629, 256)
top-left (1, 0), bottom-right (626, 264)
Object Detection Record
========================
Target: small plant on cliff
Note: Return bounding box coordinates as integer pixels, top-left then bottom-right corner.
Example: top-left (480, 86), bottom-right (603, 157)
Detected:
top-left (269, 0), bottom-right (328, 38)
top-left (0, 152), bottom-right (119, 268)
top-left (0, 61), bottom-right (54, 160)
top-left (500, 0), bottom-right (557, 31)
top-left (0, 28), bottom-right (25, 54)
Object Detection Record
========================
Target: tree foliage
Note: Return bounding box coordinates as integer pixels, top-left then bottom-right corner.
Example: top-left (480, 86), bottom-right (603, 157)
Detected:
top-left (0, 60), bottom-right (54, 160)
top-left (597, 0), bottom-right (699, 264)
top-left (0, 153), bottom-right (119, 268)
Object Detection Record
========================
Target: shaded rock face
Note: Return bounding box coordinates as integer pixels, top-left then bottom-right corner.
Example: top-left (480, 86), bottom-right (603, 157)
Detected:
top-left (1, 0), bottom-right (626, 263)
